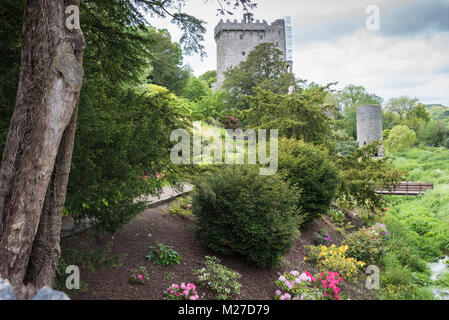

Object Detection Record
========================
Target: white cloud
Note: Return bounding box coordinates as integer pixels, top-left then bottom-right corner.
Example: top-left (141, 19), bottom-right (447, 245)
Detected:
top-left (294, 29), bottom-right (449, 105)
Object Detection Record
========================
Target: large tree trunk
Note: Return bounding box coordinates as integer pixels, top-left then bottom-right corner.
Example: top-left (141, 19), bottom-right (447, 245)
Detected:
top-left (0, 0), bottom-right (85, 299)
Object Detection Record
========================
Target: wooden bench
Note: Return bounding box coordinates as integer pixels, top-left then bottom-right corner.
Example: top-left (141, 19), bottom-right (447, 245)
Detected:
top-left (375, 182), bottom-right (434, 196)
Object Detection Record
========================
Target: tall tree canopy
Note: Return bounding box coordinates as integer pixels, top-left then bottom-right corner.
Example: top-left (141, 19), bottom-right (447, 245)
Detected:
top-left (222, 43), bottom-right (296, 109)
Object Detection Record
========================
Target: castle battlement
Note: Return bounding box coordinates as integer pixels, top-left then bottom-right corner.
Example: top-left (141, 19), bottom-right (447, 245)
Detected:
top-left (214, 19), bottom-right (285, 40)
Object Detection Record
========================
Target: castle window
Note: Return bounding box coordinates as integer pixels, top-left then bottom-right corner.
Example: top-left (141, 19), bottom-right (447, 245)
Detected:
top-left (242, 52), bottom-right (246, 56)
top-left (260, 35), bottom-right (264, 40)
top-left (240, 35), bottom-right (243, 40)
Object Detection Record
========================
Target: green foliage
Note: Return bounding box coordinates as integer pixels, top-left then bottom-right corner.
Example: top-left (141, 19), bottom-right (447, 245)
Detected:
top-left (182, 76), bottom-right (210, 102)
top-left (60, 242), bottom-right (127, 273)
top-left (243, 87), bottom-right (333, 144)
top-left (385, 125), bottom-right (416, 153)
top-left (194, 256), bottom-right (242, 300)
top-left (331, 129), bottom-right (359, 156)
top-left (417, 120), bottom-right (449, 147)
top-left (385, 96), bottom-right (419, 120)
top-left (54, 257), bottom-right (88, 293)
top-left (168, 196), bottom-right (194, 218)
top-left (376, 217), bottom-right (435, 300)
top-left (403, 104), bottom-right (431, 132)
top-left (278, 138), bottom-right (340, 224)
top-left (146, 28), bottom-right (191, 95)
top-left (377, 147), bottom-right (449, 299)
top-left (327, 209), bottom-right (346, 228)
top-left (192, 165), bottom-right (300, 268)
top-left (335, 141), bottom-right (404, 211)
top-left (146, 243), bottom-right (182, 265)
top-left (198, 70), bottom-right (217, 88)
top-left (222, 43), bottom-right (296, 109)
top-left (382, 111), bottom-right (401, 131)
top-left (192, 89), bottom-right (231, 120)
top-left (67, 84), bottom-right (191, 233)
top-left (343, 225), bottom-right (387, 264)
top-left (391, 147), bottom-right (449, 184)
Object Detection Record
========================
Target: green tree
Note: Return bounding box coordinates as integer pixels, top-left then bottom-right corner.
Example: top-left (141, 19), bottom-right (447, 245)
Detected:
top-left (417, 120), bottom-right (449, 147)
top-left (385, 96), bottom-right (419, 120)
top-left (182, 76), bottom-right (210, 102)
top-left (199, 70), bottom-right (217, 88)
top-left (385, 125), bottom-right (417, 153)
top-left (146, 28), bottom-right (191, 95)
top-left (193, 89), bottom-right (230, 120)
top-left (336, 85), bottom-right (383, 111)
top-left (222, 43), bottom-right (296, 109)
top-left (278, 138), bottom-right (340, 225)
top-left (382, 111), bottom-right (401, 131)
top-left (403, 103), bottom-right (431, 132)
top-left (243, 87), bottom-right (333, 145)
top-left (335, 141), bottom-right (404, 211)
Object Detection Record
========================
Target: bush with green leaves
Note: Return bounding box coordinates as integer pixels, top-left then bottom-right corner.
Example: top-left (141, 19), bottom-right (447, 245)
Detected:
top-left (335, 141), bottom-right (404, 211)
top-left (343, 227), bottom-right (386, 264)
top-left (327, 209), bottom-right (346, 228)
top-left (194, 256), bottom-right (241, 300)
top-left (146, 243), bottom-right (182, 266)
top-left (278, 138), bottom-right (340, 225)
top-left (385, 125), bottom-right (416, 153)
top-left (168, 196), bottom-right (194, 218)
top-left (193, 165), bottom-right (300, 268)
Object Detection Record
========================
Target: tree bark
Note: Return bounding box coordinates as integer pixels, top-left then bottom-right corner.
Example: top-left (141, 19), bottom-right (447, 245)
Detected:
top-left (0, 0), bottom-right (85, 299)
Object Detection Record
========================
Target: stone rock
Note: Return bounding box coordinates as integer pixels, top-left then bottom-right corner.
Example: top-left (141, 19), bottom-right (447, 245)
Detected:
top-left (33, 287), bottom-right (70, 300)
top-left (0, 278), bottom-right (16, 300)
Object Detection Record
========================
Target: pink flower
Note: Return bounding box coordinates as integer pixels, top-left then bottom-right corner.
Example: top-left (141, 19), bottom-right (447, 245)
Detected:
top-left (190, 295), bottom-right (199, 300)
top-left (275, 290), bottom-right (281, 296)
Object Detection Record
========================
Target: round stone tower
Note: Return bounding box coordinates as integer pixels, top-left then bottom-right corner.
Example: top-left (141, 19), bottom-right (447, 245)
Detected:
top-left (356, 104), bottom-right (383, 148)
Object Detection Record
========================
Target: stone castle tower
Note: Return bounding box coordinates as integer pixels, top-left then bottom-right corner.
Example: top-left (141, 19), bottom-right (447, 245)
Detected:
top-left (357, 104), bottom-right (383, 149)
top-left (213, 14), bottom-right (293, 89)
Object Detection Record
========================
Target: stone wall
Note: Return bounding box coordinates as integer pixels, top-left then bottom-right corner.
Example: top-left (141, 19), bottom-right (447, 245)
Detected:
top-left (356, 104), bottom-right (383, 147)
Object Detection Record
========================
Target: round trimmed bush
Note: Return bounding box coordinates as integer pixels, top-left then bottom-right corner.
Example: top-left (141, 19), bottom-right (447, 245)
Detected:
top-left (192, 165), bottom-right (300, 268)
top-left (278, 138), bottom-right (340, 225)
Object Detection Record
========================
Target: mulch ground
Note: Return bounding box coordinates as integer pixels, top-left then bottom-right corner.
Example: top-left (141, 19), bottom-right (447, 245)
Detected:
top-left (63, 201), bottom-right (376, 300)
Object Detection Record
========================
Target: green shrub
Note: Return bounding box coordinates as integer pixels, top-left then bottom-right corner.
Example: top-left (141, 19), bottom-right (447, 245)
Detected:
top-left (278, 138), bottom-right (340, 225)
top-left (146, 243), bottom-right (181, 265)
top-left (343, 225), bottom-right (387, 264)
top-left (313, 229), bottom-right (333, 245)
top-left (168, 196), bottom-right (194, 218)
top-left (194, 256), bottom-right (242, 300)
top-left (193, 165), bottom-right (300, 268)
top-left (327, 209), bottom-right (346, 228)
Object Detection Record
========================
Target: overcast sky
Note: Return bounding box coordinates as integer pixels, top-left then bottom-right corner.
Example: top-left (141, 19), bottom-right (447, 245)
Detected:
top-left (149, 0), bottom-right (449, 106)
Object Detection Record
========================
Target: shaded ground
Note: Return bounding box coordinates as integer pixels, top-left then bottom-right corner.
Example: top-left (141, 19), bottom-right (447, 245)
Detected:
top-left (63, 202), bottom-right (376, 300)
